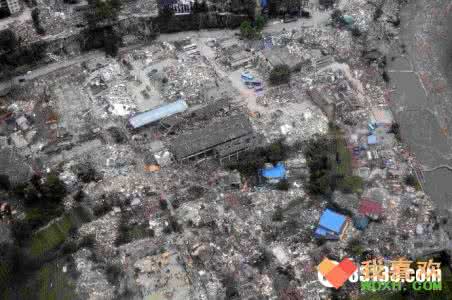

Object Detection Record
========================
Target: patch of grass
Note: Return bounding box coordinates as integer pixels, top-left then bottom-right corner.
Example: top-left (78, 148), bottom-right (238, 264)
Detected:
top-left (36, 262), bottom-right (76, 300)
top-left (338, 175), bottom-right (364, 194)
top-left (347, 238), bottom-right (365, 257)
top-left (332, 128), bottom-right (352, 177)
top-left (30, 214), bottom-right (74, 258)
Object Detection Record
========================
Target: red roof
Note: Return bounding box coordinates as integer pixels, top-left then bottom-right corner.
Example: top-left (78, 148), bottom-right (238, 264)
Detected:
top-left (359, 198), bottom-right (383, 216)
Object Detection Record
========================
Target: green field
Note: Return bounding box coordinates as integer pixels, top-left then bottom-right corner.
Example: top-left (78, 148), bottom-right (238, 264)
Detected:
top-left (29, 206), bottom-right (92, 258)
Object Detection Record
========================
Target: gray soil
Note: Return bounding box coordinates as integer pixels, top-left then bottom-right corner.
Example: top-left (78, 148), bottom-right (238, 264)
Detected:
top-left (388, 0), bottom-right (452, 212)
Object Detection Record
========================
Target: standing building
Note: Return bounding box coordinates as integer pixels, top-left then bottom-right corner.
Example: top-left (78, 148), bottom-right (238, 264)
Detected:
top-left (0, 0), bottom-right (21, 15)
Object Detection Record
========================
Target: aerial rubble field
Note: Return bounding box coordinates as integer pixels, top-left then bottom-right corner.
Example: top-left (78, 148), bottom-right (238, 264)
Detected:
top-left (1, 0), bottom-right (452, 299)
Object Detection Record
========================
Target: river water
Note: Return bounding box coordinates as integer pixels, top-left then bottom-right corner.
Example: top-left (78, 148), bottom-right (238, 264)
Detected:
top-left (388, 0), bottom-right (452, 213)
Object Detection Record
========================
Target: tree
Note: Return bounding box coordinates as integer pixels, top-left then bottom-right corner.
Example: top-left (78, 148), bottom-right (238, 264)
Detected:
top-left (338, 175), bottom-right (363, 194)
top-left (193, 0), bottom-right (208, 13)
top-left (269, 64), bottom-right (291, 85)
top-left (272, 206), bottom-right (284, 221)
top-left (200, 0), bottom-right (208, 12)
top-left (276, 179), bottom-right (290, 191)
top-left (40, 173), bottom-right (67, 204)
top-left (254, 15), bottom-right (266, 31)
top-left (350, 25), bottom-right (361, 37)
top-left (331, 9), bottom-right (343, 25)
top-left (240, 20), bottom-right (255, 39)
top-left (193, 0), bottom-right (200, 12)
top-left (104, 29), bottom-right (120, 57)
top-left (319, 0), bottom-right (335, 8)
top-left (0, 175), bottom-right (10, 190)
top-left (404, 174), bottom-right (420, 189)
top-left (305, 135), bottom-right (335, 196)
top-left (158, 5), bottom-right (174, 18)
top-left (105, 263), bottom-right (122, 284)
top-left (31, 8), bottom-right (45, 35)
top-left (390, 122), bottom-right (401, 141)
top-left (86, 0), bottom-right (122, 25)
top-left (0, 30), bottom-right (17, 53)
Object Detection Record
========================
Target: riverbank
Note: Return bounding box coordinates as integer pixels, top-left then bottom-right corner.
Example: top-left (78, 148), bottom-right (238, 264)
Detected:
top-left (388, 0), bottom-right (452, 216)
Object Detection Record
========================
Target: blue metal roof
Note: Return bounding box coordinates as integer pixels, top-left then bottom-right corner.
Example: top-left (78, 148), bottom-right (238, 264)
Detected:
top-left (260, 162), bottom-right (286, 179)
top-left (367, 135), bottom-right (377, 145)
top-left (318, 209), bottom-right (346, 234)
top-left (315, 227), bottom-right (328, 236)
top-left (241, 72), bottom-right (254, 81)
top-left (129, 100), bottom-right (188, 129)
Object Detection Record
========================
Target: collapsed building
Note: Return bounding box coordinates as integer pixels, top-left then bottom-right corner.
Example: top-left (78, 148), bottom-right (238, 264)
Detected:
top-left (170, 114), bottom-right (260, 163)
top-left (307, 88), bottom-right (335, 120)
top-left (260, 47), bottom-right (303, 72)
top-left (216, 39), bottom-right (254, 69)
top-left (0, 147), bottom-right (33, 187)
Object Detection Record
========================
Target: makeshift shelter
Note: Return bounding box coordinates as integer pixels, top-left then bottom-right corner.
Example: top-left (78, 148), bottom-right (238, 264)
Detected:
top-left (370, 107), bottom-right (393, 131)
top-left (315, 209), bottom-right (349, 240)
top-left (259, 162), bottom-right (286, 184)
top-left (367, 135), bottom-right (377, 145)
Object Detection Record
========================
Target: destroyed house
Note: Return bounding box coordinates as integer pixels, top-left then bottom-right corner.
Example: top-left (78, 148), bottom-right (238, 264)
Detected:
top-left (358, 198), bottom-right (383, 219)
top-left (307, 88), bottom-right (335, 120)
top-left (0, 148), bottom-right (33, 187)
top-left (170, 115), bottom-right (258, 162)
top-left (262, 47), bottom-right (302, 72)
top-left (129, 100), bottom-right (188, 129)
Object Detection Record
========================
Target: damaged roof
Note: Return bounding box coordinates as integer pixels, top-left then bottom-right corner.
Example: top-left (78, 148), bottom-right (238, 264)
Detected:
top-left (170, 114), bottom-right (254, 160)
top-left (0, 147), bottom-right (33, 186)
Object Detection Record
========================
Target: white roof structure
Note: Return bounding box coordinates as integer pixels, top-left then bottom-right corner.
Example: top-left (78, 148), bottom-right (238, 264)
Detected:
top-left (129, 100), bottom-right (188, 129)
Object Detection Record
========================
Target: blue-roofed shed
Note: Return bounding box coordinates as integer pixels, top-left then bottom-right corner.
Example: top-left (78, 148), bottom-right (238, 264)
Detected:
top-left (259, 162), bottom-right (286, 183)
top-left (315, 209), bottom-right (349, 240)
top-left (353, 215), bottom-right (369, 230)
top-left (241, 72), bottom-right (254, 81)
top-left (129, 100), bottom-right (188, 129)
top-left (367, 134), bottom-right (377, 145)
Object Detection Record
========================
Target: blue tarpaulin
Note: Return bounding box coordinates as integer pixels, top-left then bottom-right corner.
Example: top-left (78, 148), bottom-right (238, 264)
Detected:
top-left (241, 72), bottom-right (254, 81)
top-left (315, 209), bottom-right (347, 238)
top-left (367, 135), bottom-right (377, 145)
top-left (129, 99), bottom-right (188, 129)
top-left (353, 216), bottom-right (369, 230)
top-left (260, 0), bottom-right (268, 8)
top-left (260, 162), bottom-right (286, 180)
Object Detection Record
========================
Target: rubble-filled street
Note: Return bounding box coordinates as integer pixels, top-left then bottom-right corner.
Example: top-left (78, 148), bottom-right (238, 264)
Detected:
top-left (1, 0), bottom-right (452, 299)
